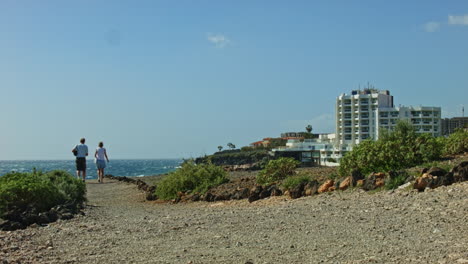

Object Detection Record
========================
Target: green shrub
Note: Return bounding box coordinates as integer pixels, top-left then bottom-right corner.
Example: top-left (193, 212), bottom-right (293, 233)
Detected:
top-left (256, 157), bottom-right (300, 185)
top-left (385, 172), bottom-right (407, 190)
top-left (443, 129), bottom-right (468, 155)
top-left (339, 121), bottom-right (444, 177)
top-left (195, 149), bottom-right (270, 166)
top-left (155, 161), bottom-right (228, 200)
top-left (0, 170), bottom-right (85, 218)
top-left (45, 170), bottom-right (86, 205)
top-left (281, 175), bottom-right (311, 190)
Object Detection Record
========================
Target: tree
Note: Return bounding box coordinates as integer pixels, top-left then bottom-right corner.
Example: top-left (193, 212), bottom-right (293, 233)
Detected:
top-left (217, 146), bottom-right (223, 152)
top-left (227, 143), bottom-right (236, 149)
top-left (306, 125), bottom-right (313, 133)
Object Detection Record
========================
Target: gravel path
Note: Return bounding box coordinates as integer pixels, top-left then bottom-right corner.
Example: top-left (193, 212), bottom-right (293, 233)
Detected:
top-left (1, 179), bottom-right (468, 263)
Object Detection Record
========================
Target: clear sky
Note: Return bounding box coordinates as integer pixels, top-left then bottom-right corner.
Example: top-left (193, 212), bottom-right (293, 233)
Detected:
top-left (1, 0), bottom-right (467, 160)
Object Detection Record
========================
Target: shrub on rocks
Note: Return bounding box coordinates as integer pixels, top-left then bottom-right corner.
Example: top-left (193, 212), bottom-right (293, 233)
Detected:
top-left (155, 161), bottom-right (228, 200)
top-left (0, 170), bottom-right (86, 230)
top-left (442, 129), bottom-right (468, 155)
top-left (256, 158), bottom-right (300, 185)
top-left (339, 121), bottom-right (443, 177)
top-left (385, 171), bottom-right (409, 190)
top-left (281, 175), bottom-right (311, 190)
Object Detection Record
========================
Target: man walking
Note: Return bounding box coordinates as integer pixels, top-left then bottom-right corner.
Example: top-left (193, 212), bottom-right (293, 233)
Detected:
top-left (72, 138), bottom-right (88, 181)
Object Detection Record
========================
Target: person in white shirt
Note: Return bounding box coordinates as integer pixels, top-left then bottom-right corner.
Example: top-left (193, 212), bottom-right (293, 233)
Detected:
top-left (94, 141), bottom-right (109, 183)
top-left (72, 138), bottom-right (88, 181)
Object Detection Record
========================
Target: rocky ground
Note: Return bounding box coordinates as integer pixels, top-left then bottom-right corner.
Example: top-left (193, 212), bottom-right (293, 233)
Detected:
top-left (2, 173), bottom-right (468, 263)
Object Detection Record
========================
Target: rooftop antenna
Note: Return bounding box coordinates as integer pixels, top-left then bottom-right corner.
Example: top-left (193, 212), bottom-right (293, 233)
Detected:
top-left (463, 106), bottom-right (465, 118)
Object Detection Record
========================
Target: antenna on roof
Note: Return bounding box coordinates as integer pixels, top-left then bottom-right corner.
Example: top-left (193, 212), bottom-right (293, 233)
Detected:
top-left (463, 105), bottom-right (465, 117)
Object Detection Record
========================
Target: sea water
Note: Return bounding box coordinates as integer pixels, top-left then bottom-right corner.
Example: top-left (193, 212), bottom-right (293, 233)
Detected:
top-left (0, 159), bottom-right (182, 179)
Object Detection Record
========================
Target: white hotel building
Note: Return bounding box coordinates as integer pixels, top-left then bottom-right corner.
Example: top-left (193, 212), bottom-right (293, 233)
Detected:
top-left (336, 89), bottom-right (441, 146)
top-left (273, 89), bottom-right (441, 165)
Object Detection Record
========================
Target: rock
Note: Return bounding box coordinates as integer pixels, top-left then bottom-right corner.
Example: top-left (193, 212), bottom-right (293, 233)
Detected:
top-left (356, 180), bottom-right (364, 187)
top-left (339, 177), bottom-right (352, 190)
top-left (268, 185), bottom-right (282, 197)
top-left (363, 173), bottom-right (386, 191)
top-left (190, 193), bottom-right (200, 202)
top-left (289, 182), bottom-right (307, 199)
top-left (259, 187), bottom-right (272, 199)
top-left (351, 169), bottom-right (364, 184)
top-left (414, 173), bottom-right (433, 191)
top-left (427, 167), bottom-right (447, 177)
top-left (248, 186), bottom-right (263, 203)
top-left (232, 188), bottom-right (250, 200)
top-left (203, 193), bottom-right (215, 202)
top-left (318, 180), bottom-right (334, 193)
top-left (304, 180), bottom-right (319, 196)
top-left (451, 161), bottom-right (468, 183)
top-left (146, 192), bottom-right (157, 201)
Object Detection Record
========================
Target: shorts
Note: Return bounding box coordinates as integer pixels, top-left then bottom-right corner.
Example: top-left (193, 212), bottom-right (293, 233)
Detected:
top-left (96, 159), bottom-right (106, 169)
top-left (76, 157), bottom-right (86, 171)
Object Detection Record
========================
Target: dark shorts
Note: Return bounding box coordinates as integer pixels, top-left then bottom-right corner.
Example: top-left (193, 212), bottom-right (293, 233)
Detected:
top-left (76, 157), bottom-right (86, 171)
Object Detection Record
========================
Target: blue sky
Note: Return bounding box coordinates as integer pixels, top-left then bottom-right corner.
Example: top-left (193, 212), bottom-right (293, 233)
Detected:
top-left (1, 0), bottom-right (467, 160)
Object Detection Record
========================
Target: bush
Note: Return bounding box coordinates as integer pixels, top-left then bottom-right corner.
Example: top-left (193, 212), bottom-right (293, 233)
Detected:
top-left (45, 170), bottom-right (86, 205)
top-left (155, 161), bottom-right (228, 200)
top-left (0, 170), bottom-right (85, 218)
top-left (281, 175), bottom-right (311, 190)
top-left (256, 157), bottom-right (300, 185)
top-left (385, 172), bottom-right (408, 190)
top-left (443, 129), bottom-right (468, 155)
top-left (195, 149), bottom-right (270, 166)
top-left (339, 121), bottom-right (444, 177)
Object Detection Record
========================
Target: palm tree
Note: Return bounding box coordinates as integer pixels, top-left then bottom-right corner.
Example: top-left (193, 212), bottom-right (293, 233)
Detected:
top-left (217, 145), bottom-right (223, 152)
top-left (306, 125), bottom-right (313, 133)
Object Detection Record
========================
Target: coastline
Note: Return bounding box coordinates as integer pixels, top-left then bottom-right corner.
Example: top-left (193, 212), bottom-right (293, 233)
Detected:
top-left (2, 176), bottom-right (468, 263)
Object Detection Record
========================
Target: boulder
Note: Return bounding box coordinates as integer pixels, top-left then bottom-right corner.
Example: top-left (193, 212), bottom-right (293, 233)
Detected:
top-left (414, 173), bottom-right (433, 191)
top-left (427, 167), bottom-right (447, 177)
top-left (339, 177), bottom-right (352, 191)
top-left (304, 180), bottom-right (319, 196)
top-left (203, 192), bottom-right (215, 202)
top-left (289, 182), bottom-right (307, 199)
top-left (268, 185), bottom-right (282, 196)
top-left (248, 186), bottom-right (263, 203)
top-left (351, 169), bottom-right (364, 184)
top-left (318, 180), bottom-right (334, 193)
top-left (363, 172), bottom-right (386, 191)
top-left (232, 188), bottom-right (250, 200)
top-left (356, 180), bottom-right (364, 187)
top-left (451, 161), bottom-right (468, 183)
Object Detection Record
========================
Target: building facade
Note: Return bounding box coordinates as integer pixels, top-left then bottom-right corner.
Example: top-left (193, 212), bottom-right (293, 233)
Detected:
top-left (272, 88), bottom-right (442, 166)
top-left (441, 117), bottom-right (468, 135)
top-left (336, 89), bottom-right (441, 146)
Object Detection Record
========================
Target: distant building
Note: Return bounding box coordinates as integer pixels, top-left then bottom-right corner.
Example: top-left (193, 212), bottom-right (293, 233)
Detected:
top-left (441, 117), bottom-right (468, 136)
top-left (336, 89), bottom-right (441, 146)
top-left (271, 87), bottom-right (442, 166)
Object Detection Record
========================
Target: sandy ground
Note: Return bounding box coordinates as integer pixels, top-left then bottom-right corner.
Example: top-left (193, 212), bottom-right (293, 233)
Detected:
top-left (1, 178), bottom-right (468, 264)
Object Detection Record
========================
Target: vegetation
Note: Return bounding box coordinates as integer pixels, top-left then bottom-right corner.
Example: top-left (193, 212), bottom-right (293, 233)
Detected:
top-left (155, 161), bottom-right (228, 200)
top-left (217, 145), bottom-right (223, 152)
top-left (442, 129), bottom-right (468, 155)
top-left (0, 170), bottom-right (86, 218)
top-left (339, 121), bottom-right (443, 177)
top-left (227, 142), bottom-right (236, 149)
top-left (384, 172), bottom-right (408, 190)
top-left (256, 157), bottom-right (300, 185)
top-left (196, 149), bottom-right (271, 166)
top-left (281, 174), bottom-right (311, 190)
top-left (268, 138), bottom-right (287, 149)
top-left (306, 125), bottom-right (313, 133)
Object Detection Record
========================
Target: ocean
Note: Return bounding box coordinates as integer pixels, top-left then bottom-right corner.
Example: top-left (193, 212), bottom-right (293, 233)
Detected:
top-left (0, 159), bottom-right (183, 179)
